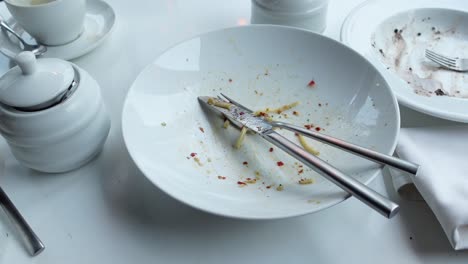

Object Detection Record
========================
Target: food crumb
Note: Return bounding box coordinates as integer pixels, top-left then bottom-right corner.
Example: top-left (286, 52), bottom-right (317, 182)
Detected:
top-left (245, 178), bottom-right (257, 184)
top-left (379, 49), bottom-right (385, 57)
top-left (218, 176), bottom-right (226, 180)
top-left (299, 178), bottom-right (314, 185)
top-left (223, 119), bottom-right (230, 129)
top-left (193, 157), bottom-right (203, 166)
top-left (161, 122), bottom-right (167, 127)
top-left (276, 184), bottom-right (284, 191)
top-left (293, 111), bottom-right (299, 116)
top-left (237, 181), bottom-right (247, 187)
top-left (434, 89), bottom-right (446, 96)
top-left (255, 171), bottom-right (261, 179)
top-left (410, 236), bottom-right (413, 240)
top-left (307, 80), bottom-right (316, 87)
top-left (242, 161), bottom-right (248, 166)
top-left (228, 78), bottom-right (232, 82)
top-left (269, 147), bottom-right (274, 152)
top-left (417, 32), bottom-right (421, 36)
top-left (304, 124), bottom-right (314, 130)
top-left (199, 127), bottom-right (205, 133)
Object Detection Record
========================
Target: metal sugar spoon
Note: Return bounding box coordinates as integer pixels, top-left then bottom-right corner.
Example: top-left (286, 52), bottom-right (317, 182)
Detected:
top-left (0, 16), bottom-right (47, 56)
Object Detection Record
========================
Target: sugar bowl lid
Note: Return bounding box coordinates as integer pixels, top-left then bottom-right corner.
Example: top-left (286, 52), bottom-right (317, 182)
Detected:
top-left (0, 51), bottom-right (75, 111)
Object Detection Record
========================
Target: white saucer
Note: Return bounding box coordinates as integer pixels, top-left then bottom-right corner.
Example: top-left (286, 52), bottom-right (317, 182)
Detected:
top-left (0, 0), bottom-right (115, 60)
top-left (341, 0), bottom-right (468, 123)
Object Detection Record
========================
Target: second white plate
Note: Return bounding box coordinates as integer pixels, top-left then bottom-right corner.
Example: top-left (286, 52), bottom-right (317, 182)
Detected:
top-left (341, 0), bottom-right (468, 122)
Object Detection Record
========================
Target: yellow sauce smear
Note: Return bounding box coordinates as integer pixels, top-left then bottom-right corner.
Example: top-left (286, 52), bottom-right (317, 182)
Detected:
top-left (223, 119), bottom-right (230, 128)
top-left (299, 178), bottom-right (314, 185)
top-left (297, 134), bottom-right (320, 156)
top-left (207, 97), bottom-right (231, 110)
top-left (254, 101), bottom-right (299, 115)
top-left (234, 127), bottom-right (248, 149)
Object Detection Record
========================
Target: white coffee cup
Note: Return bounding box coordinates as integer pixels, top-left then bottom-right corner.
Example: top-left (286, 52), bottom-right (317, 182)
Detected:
top-left (5, 0), bottom-right (86, 46)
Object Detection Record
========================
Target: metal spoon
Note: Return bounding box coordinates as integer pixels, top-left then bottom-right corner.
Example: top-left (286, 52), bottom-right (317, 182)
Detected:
top-left (0, 186), bottom-right (45, 256)
top-left (0, 17), bottom-right (47, 56)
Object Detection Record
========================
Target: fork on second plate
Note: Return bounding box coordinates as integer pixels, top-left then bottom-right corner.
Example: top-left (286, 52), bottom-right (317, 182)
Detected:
top-left (425, 49), bottom-right (468, 72)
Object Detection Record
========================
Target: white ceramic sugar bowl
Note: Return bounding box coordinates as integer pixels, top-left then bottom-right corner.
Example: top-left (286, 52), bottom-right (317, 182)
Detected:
top-left (0, 51), bottom-right (111, 173)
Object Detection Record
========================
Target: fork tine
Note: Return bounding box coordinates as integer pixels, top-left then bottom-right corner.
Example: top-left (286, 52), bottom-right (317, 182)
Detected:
top-left (426, 49), bottom-right (456, 63)
top-left (219, 93), bottom-right (254, 112)
top-left (426, 53), bottom-right (455, 68)
top-left (216, 95), bottom-right (228, 102)
top-left (426, 53), bottom-right (455, 69)
top-left (426, 52), bottom-right (456, 67)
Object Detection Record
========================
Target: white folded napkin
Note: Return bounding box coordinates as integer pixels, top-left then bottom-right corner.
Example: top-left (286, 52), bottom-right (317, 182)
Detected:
top-left (390, 126), bottom-right (468, 250)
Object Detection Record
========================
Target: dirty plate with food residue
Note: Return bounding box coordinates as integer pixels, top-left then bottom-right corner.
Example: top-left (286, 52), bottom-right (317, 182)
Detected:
top-left (122, 25), bottom-right (399, 219)
top-left (342, 0), bottom-right (468, 122)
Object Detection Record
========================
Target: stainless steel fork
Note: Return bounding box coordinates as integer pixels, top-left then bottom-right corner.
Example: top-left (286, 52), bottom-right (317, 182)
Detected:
top-left (425, 49), bottom-right (468, 72)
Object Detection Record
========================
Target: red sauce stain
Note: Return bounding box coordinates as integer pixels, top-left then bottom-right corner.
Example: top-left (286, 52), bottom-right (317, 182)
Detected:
top-left (190, 152), bottom-right (197, 157)
top-left (315, 127), bottom-right (321, 132)
top-left (269, 147), bottom-right (274, 152)
top-left (307, 80), bottom-right (316, 87)
top-left (277, 161), bottom-right (284, 167)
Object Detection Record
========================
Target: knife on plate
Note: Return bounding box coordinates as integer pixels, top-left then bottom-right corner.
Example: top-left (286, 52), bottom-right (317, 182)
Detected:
top-left (198, 96), bottom-right (399, 219)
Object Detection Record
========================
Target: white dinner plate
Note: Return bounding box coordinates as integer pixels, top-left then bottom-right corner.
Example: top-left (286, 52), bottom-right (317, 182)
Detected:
top-left (341, 0), bottom-right (468, 122)
top-left (122, 25), bottom-right (400, 219)
top-left (0, 0), bottom-right (115, 60)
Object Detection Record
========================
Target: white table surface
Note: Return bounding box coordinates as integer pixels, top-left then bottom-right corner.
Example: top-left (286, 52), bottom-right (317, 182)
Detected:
top-left (0, 0), bottom-right (467, 263)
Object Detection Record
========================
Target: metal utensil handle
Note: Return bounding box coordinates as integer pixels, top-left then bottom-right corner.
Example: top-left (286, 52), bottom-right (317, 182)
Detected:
top-left (0, 20), bottom-right (28, 48)
top-left (272, 122), bottom-right (419, 175)
top-left (263, 131), bottom-right (399, 218)
top-left (0, 186), bottom-right (45, 256)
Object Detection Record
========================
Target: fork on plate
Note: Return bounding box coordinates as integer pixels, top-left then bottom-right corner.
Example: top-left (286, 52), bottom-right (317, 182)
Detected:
top-left (425, 49), bottom-right (468, 72)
